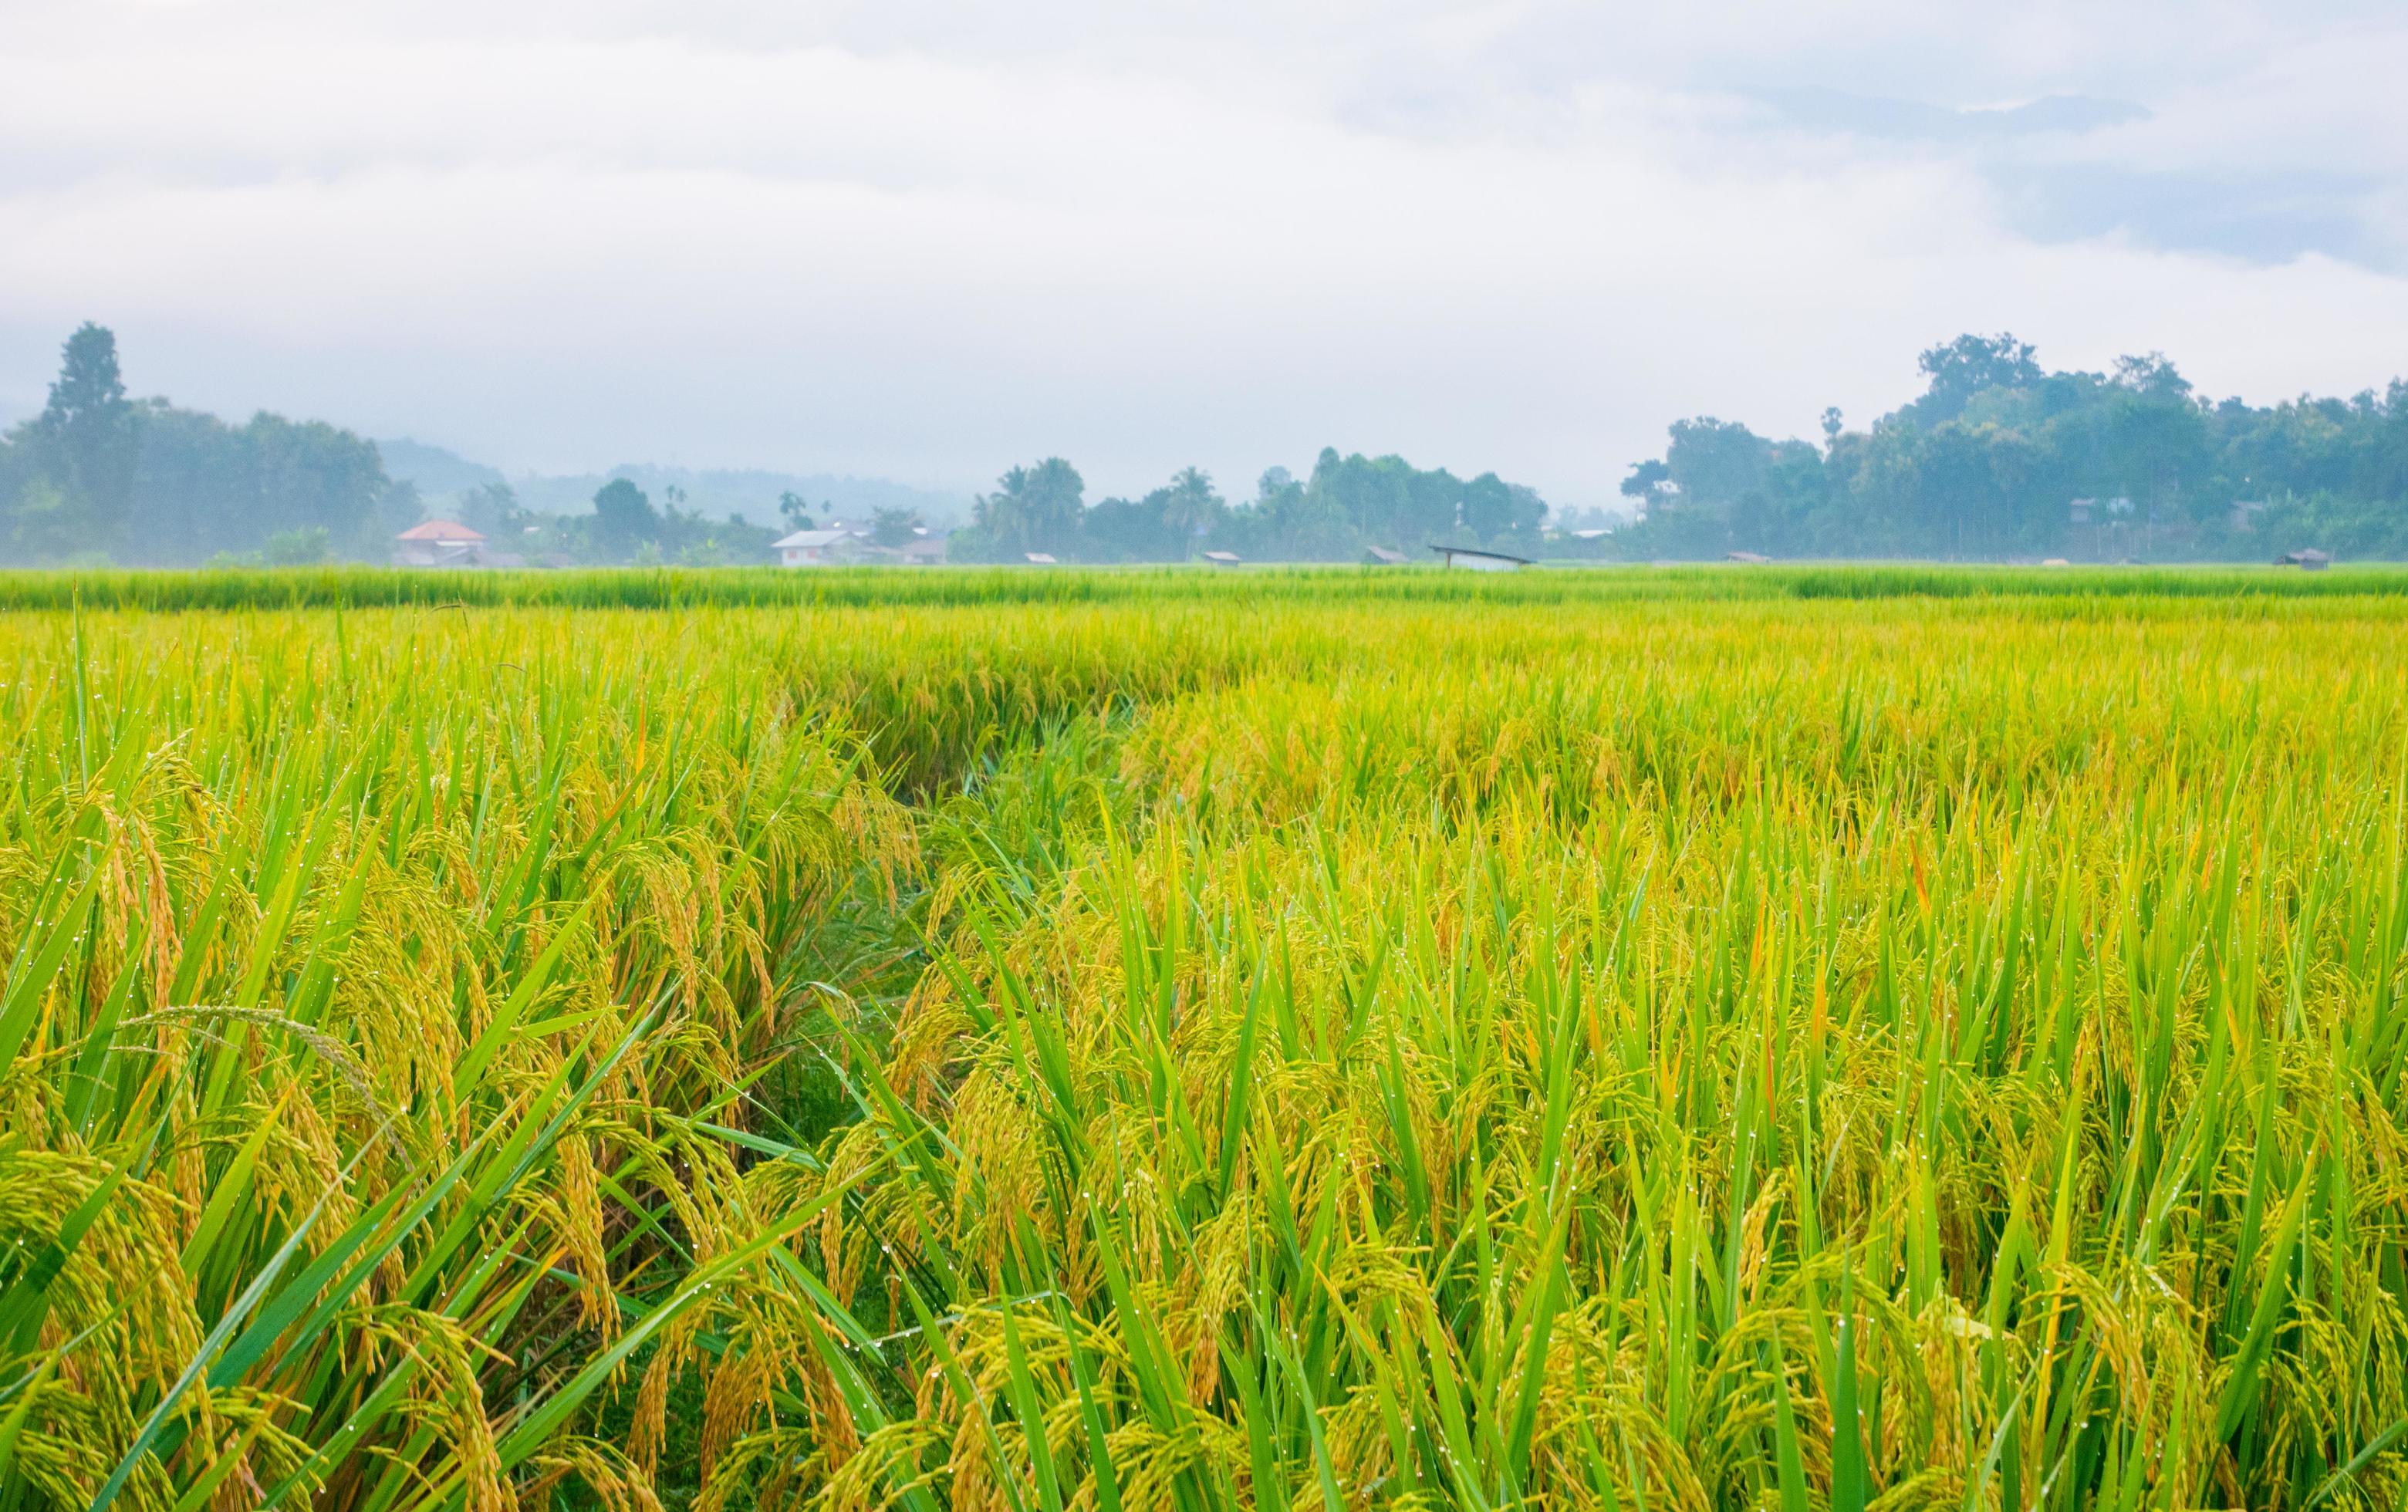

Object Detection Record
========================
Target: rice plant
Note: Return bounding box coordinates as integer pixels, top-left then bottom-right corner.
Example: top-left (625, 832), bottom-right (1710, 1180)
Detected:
top-left (0, 606), bottom-right (920, 1510)
top-left (4, 578), bottom-right (2406, 1510)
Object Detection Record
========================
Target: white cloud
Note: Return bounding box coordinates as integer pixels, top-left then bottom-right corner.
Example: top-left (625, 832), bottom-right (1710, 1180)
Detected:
top-left (1, 0), bottom-right (2404, 501)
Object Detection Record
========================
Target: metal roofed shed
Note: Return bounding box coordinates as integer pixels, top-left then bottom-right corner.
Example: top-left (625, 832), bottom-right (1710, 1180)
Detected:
top-left (2278, 548), bottom-right (2332, 570)
top-left (1201, 550), bottom-right (1242, 565)
top-left (1023, 552), bottom-right (1059, 565)
top-left (1364, 545), bottom-right (1407, 565)
top-left (1430, 545), bottom-right (1531, 572)
top-left (1724, 550), bottom-right (1771, 564)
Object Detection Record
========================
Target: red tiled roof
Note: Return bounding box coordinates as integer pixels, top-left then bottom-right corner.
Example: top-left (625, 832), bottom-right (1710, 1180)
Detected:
top-left (396, 520), bottom-right (485, 542)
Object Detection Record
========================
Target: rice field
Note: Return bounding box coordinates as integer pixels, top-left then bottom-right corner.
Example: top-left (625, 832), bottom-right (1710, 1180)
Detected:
top-left (2, 569), bottom-right (2406, 1510)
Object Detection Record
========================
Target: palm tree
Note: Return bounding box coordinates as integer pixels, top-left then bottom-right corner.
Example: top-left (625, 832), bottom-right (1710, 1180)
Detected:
top-left (1156, 467), bottom-right (1224, 552)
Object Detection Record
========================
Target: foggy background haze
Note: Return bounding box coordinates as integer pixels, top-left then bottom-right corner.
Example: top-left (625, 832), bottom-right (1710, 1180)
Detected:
top-left (5, 0), bottom-right (2408, 506)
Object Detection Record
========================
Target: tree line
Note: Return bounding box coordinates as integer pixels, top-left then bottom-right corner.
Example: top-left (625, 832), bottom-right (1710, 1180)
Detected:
top-left (1596, 334), bottom-right (2408, 561)
top-left (0, 325), bottom-right (783, 566)
top-left (949, 450), bottom-right (1548, 563)
top-left (0, 324), bottom-right (418, 566)
top-left (8, 322), bottom-right (2405, 566)
top-left (451, 477), bottom-right (781, 565)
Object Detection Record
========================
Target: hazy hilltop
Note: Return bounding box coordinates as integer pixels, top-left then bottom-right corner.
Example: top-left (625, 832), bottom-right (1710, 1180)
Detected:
top-left (376, 439), bottom-right (972, 528)
top-left (373, 437), bottom-right (505, 498)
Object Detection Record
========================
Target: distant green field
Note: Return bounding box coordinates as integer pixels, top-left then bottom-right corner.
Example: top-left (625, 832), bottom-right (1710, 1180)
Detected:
top-left (3, 576), bottom-right (2406, 1510)
top-left (4, 559), bottom-right (2408, 613)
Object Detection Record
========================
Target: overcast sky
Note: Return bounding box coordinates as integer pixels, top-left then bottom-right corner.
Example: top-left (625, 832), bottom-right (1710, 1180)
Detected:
top-left (5, 1), bottom-right (2406, 506)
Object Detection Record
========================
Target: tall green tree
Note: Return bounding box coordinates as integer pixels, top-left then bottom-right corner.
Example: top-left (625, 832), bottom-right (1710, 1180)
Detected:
top-left (970, 457), bottom-right (1085, 558)
top-left (458, 481), bottom-right (526, 539)
top-left (1459, 471), bottom-right (1545, 542)
top-left (1620, 458), bottom-right (1673, 512)
top-left (590, 478), bottom-right (660, 560)
top-left (1664, 417), bottom-right (1773, 508)
top-left (17, 322), bottom-right (140, 556)
top-left (1080, 468), bottom-right (1224, 562)
top-left (44, 324), bottom-right (139, 519)
top-left (247, 413), bottom-right (393, 554)
top-left (1155, 466), bottom-right (1224, 545)
top-left (1910, 332), bottom-right (2042, 425)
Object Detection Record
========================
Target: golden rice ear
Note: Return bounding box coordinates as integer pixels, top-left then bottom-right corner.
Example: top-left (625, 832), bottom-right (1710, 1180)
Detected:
top-left (795, 1311), bottom-right (863, 1470)
top-left (629, 1312), bottom-right (700, 1480)
top-left (556, 1131), bottom-right (620, 1338)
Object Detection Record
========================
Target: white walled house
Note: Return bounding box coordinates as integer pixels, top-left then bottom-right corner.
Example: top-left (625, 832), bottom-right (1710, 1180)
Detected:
top-left (774, 528), bottom-right (851, 566)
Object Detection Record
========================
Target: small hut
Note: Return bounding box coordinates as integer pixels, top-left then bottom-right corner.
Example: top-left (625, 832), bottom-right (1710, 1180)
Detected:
top-left (2278, 548), bottom-right (2332, 570)
top-left (1724, 551), bottom-right (1770, 564)
top-left (1023, 552), bottom-right (1059, 565)
top-left (1364, 545), bottom-right (1407, 565)
top-left (1202, 551), bottom-right (1242, 567)
top-left (1430, 545), bottom-right (1530, 572)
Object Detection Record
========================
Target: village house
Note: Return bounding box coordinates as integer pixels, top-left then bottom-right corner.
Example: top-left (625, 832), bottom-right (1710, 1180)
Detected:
top-left (393, 519), bottom-right (490, 566)
top-left (773, 528), bottom-right (852, 566)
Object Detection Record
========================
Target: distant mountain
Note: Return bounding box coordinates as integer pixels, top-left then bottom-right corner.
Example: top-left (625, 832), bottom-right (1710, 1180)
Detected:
top-left (377, 439), bottom-right (971, 528)
top-left (375, 438), bottom-right (506, 497)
